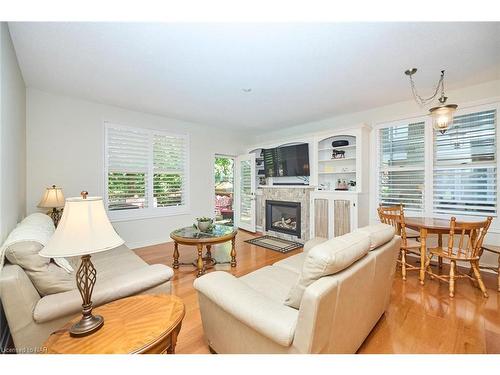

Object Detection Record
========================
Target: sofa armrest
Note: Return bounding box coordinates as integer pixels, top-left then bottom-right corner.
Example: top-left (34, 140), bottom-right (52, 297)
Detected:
top-left (293, 276), bottom-right (339, 353)
top-left (0, 264), bottom-right (41, 339)
top-left (193, 271), bottom-right (298, 347)
top-left (34, 264), bottom-right (173, 323)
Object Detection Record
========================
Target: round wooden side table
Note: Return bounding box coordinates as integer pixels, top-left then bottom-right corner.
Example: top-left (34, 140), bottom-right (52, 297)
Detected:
top-left (43, 294), bottom-right (185, 354)
top-left (170, 225), bottom-right (238, 277)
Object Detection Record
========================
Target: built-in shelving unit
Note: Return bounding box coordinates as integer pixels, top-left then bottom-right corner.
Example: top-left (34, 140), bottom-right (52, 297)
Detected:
top-left (317, 134), bottom-right (358, 192)
top-left (318, 144), bottom-right (356, 151)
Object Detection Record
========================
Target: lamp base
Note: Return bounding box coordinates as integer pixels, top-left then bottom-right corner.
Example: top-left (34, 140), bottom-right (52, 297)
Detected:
top-left (48, 208), bottom-right (63, 227)
top-left (70, 314), bottom-right (104, 337)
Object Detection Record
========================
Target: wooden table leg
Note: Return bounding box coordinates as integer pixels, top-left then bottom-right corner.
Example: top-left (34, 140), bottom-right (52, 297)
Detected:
top-left (438, 234), bottom-right (443, 270)
top-left (206, 245), bottom-right (212, 261)
top-left (419, 228), bottom-right (427, 285)
top-left (196, 244), bottom-right (204, 277)
top-left (173, 242), bottom-right (179, 269)
top-left (167, 323), bottom-right (182, 354)
top-left (230, 237), bottom-right (237, 267)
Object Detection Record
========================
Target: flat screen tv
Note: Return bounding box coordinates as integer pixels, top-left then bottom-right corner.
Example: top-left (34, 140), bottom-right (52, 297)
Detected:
top-left (263, 144), bottom-right (310, 177)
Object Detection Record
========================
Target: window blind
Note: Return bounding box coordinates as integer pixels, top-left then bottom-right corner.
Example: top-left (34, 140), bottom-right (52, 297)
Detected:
top-left (378, 122), bottom-right (425, 212)
top-left (105, 124), bottom-right (189, 214)
top-left (433, 109), bottom-right (497, 216)
top-left (153, 134), bottom-right (187, 207)
top-left (106, 126), bottom-right (149, 211)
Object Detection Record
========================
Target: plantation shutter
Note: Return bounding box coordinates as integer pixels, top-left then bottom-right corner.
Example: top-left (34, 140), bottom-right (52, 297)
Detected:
top-left (378, 122), bottom-right (425, 212)
top-left (106, 126), bottom-right (149, 211)
top-left (105, 123), bottom-right (189, 215)
top-left (153, 134), bottom-right (188, 207)
top-left (433, 109), bottom-right (497, 216)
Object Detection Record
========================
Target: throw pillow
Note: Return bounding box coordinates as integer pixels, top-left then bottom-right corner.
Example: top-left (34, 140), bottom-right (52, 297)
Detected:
top-left (5, 241), bottom-right (75, 296)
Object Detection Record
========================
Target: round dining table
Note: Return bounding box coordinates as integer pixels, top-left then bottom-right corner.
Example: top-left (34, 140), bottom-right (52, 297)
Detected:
top-left (404, 217), bottom-right (451, 285)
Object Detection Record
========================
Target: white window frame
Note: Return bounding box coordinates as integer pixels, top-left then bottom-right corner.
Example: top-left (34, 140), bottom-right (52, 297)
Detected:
top-left (104, 122), bottom-right (190, 222)
top-left (372, 101), bottom-right (500, 232)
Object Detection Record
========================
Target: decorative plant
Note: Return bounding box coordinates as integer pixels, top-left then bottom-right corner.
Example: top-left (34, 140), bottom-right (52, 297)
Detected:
top-left (196, 217), bottom-right (213, 222)
top-left (194, 217), bottom-right (215, 232)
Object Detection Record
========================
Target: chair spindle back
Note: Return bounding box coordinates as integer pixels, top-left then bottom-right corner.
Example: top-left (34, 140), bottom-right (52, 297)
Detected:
top-left (446, 216), bottom-right (493, 259)
top-left (377, 204), bottom-right (409, 244)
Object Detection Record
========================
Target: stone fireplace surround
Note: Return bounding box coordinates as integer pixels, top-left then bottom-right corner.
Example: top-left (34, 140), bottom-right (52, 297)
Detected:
top-left (256, 186), bottom-right (315, 242)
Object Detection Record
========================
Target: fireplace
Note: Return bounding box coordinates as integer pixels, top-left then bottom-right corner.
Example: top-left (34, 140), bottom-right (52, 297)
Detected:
top-left (265, 200), bottom-right (301, 238)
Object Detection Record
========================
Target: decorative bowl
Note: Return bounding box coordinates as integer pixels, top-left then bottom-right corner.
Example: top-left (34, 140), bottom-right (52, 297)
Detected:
top-left (331, 140), bottom-right (349, 147)
top-left (196, 217), bottom-right (214, 232)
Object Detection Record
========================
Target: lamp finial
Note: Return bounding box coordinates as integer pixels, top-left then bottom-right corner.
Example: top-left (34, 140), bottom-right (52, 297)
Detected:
top-left (81, 191), bottom-right (88, 199)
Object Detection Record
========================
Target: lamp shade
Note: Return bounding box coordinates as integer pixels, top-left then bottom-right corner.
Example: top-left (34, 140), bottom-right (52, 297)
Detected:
top-left (40, 196), bottom-right (124, 258)
top-left (429, 104), bottom-right (458, 134)
top-left (37, 185), bottom-right (65, 208)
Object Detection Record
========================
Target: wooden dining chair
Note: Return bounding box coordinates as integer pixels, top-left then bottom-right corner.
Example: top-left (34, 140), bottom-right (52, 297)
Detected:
top-left (377, 205), bottom-right (422, 280)
top-left (378, 204), bottom-right (420, 239)
top-left (424, 216), bottom-right (493, 298)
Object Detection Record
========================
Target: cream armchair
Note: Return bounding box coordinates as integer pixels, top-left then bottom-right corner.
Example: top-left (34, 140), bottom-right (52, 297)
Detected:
top-left (194, 224), bottom-right (400, 354)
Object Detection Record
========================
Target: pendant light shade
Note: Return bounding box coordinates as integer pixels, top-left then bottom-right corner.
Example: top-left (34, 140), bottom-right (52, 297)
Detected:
top-left (429, 104), bottom-right (458, 134)
top-left (405, 68), bottom-right (458, 134)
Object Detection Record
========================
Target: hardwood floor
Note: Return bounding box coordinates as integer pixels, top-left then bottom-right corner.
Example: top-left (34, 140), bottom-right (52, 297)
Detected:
top-left (134, 230), bottom-right (500, 354)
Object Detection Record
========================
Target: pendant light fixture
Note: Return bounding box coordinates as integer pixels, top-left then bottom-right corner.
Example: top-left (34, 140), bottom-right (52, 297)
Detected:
top-left (405, 68), bottom-right (458, 134)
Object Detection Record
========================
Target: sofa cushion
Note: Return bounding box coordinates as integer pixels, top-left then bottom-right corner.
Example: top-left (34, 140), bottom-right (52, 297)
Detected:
top-left (5, 241), bottom-right (75, 296)
top-left (273, 252), bottom-right (306, 274)
top-left (354, 224), bottom-right (395, 251)
top-left (285, 231), bottom-right (370, 309)
top-left (303, 237), bottom-right (328, 252)
top-left (79, 245), bottom-right (149, 283)
top-left (34, 263), bottom-right (173, 323)
top-left (240, 265), bottom-right (299, 304)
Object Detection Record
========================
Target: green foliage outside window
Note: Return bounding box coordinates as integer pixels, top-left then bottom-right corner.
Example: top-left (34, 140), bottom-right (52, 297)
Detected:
top-left (108, 172), bottom-right (146, 210)
top-left (154, 173), bottom-right (183, 206)
top-left (215, 157), bottom-right (234, 184)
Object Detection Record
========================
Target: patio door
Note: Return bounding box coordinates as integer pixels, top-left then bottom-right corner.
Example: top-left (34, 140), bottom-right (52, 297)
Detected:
top-left (235, 153), bottom-right (256, 232)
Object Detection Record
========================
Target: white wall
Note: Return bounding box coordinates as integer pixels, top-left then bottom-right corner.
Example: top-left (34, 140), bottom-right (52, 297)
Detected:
top-left (254, 79), bottom-right (500, 143)
top-left (0, 23), bottom-right (26, 242)
top-left (26, 88), bottom-right (249, 248)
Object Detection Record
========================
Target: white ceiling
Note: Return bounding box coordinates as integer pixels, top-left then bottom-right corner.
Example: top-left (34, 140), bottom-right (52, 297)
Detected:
top-left (9, 22), bottom-right (500, 131)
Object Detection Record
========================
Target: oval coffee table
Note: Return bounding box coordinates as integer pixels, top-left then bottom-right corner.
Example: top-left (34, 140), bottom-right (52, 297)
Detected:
top-left (43, 295), bottom-right (185, 354)
top-left (170, 225), bottom-right (238, 277)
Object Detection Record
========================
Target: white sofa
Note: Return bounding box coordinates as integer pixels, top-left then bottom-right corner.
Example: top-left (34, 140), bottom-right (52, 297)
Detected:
top-left (0, 214), bottom-right (173, 351)
top-left (194, 224), bottom-right (400, 354)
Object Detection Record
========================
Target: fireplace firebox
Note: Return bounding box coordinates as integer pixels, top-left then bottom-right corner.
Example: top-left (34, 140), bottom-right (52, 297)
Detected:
top-left (265, 200), bottom-right (301, 238)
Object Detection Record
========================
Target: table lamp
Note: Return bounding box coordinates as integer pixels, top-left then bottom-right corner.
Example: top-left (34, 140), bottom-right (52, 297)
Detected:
top-left (40, 191), bottom-right (124, 337)
top-left (37, 185), bottom-right (66, 226)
